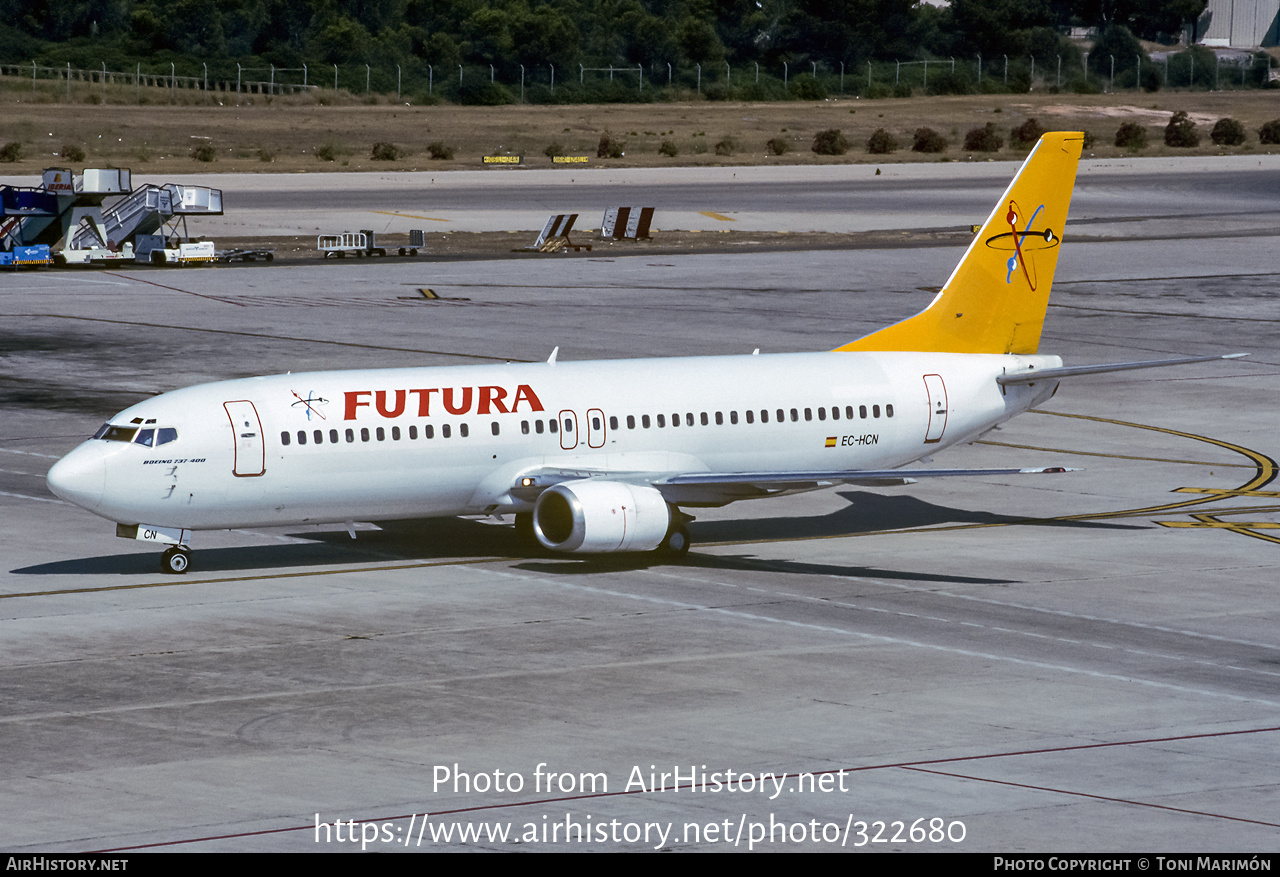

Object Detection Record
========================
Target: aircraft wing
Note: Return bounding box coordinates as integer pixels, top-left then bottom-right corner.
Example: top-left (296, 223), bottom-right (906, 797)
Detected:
top-left (512, 465), bottom-right (1076, 507)
top-left (997, 353), bottom-right (1247, 385)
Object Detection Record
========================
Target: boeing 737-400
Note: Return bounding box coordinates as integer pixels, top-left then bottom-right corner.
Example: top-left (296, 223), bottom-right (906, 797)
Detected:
top-left (46, 133), bottom-right (1239, 573)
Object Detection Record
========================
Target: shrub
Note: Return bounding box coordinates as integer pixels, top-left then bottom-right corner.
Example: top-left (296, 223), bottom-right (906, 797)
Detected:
top-left (1082, 130), bottom-right (1097, 149)
top-left (789, 74), bottom-right (827, 100)
top-left (1210, 118), bottom-right (1246, 146)
top-left (764, 136), bottom-right (787, 156)
top-left (714, 137), bottom-right (735, 156)
top-left (1164, 110), bottom-right (1198, 147)
top-left (190, 141), bottom-right (216, 162)
top-left (1010, 118), bottom-right (1045, 147)
top-left (543, 141), bottom-right (563, 158)
top-left (866, 128), bottom-right (898, 154)
top-left (370, 141), bottom-right (402, 160)
top-left (811, 128), bottom-right (850, 156)
top-left (257, 146), bottom-right (277, 162)
top-left (1259, 119), bottom-right (1280, 144)
top-left (0, 142), bottom-right (20, 162)
top-left (912, 127), bottom-right (947, 153)
top-left (658, 140), bottom-right (679, 157)
top-left (1115, 122), bottom-right (1147, 149)
top-left (964, 122), bottom-right (1003, 152)
top-left (315, 142), bottom-right (338, 162)
top-left (596, 132), bottom-right (623, 158)
top-left (427, 141), bottom-right (454, 160)
top-left (61, 143), bottom-right (86, 163)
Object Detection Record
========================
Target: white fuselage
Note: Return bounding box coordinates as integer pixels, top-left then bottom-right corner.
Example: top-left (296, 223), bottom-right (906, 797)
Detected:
top-left (47, 350), bottom-right (1061, 531)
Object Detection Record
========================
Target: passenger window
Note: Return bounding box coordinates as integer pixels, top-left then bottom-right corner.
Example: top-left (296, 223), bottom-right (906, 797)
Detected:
top-left (442, 424), bottom-right (452, 438)
top-left (859, 405), bottom-right (867, 419)
top-left (804, 408), bottom-right (812, 421)
top-left (846, 406), bottom-right (854, 419)
top-left (281, 431), bottom-right (291, 446)
top-left (731, 411), bottom-right (739, 424)
top-left (549, 419), bottom-right (557, 434)
top-left (346, 428), bottom-right (355, 443)
top-left (361, 428), bottom-right (370, 442)
top-left (671, 413), bottom-right (679, 428)
top-left (609, 416), bottom-right (618, 430)
top-left (657, 414), bottom-right (665, 428)
top-left (376, 427), bottom-right (385, 441)
top-left (563, 419), bottom-right (572, 433)
top-left (642, 415), bottom-right (650, 428)
top-left (790, 408), bottom-right (798, 422)
top-left (491, 422), bottom-right (500, 436)
top-left (296, 430), bottom-right (306, 446)
top-left (425, 425), bottom-right (434, 439)
top-left (627, 415), bottom-right (636, 429)
top-left (760, 410), bottom-right (767, 423)
top-left (521, 421), bottom-right (529, 435)
top-left (592, 416), bottom-right (601, 430)
top-left (777, 409), bottom-right (785, 422)
top-left (817, 407), bottom-right (826, 421)
top-left (886, 404), bottom-right (894, 418)
top-left (535, 420), bottom-right (544, 434)
top-left (409, 426), bottom-right (418, 440)
top-left (713, 412), bottom-right (721, 425)
top-left (392, 426), bottom-right (401, 440)
top-left (314, 429), bottom-right (323, 444)
top-left (831, 407), bottom-right (840, 421)
top-left (873, 405), bottom-right (880, 418)
top-left (329, 429), bottom-right (339, 443)
top-left (461, 424), bottom-right (469, 437)
top-left (686, 413), bottom-right (694, 426)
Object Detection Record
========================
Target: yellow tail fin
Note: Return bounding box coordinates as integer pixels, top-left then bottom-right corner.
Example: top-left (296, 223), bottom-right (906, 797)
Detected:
top-left (835, 132), bottom-right (1084, 355)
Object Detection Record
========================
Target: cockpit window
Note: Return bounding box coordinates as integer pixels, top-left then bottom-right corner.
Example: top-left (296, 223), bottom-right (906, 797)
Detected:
top-left (95, 424), bottom-right (138, 443)
top-left (92, 423), bottom-right (177, 445)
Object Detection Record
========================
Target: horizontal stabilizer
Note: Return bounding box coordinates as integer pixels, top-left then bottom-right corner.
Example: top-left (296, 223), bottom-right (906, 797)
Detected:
top-left (997, 353), bottom-right (1247, 385)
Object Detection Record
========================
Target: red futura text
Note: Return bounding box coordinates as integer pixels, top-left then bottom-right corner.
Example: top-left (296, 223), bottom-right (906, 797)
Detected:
top-left (344, 385), bottom-right (545, 420)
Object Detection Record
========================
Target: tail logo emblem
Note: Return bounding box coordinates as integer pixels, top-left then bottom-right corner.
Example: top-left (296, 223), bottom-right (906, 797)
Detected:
top-left (985, 201), bottom-right (1058, 289)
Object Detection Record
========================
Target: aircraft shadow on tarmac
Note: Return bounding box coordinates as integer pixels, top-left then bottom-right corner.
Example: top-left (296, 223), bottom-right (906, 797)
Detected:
top-left (14, 491), bottom-right (1139, 578)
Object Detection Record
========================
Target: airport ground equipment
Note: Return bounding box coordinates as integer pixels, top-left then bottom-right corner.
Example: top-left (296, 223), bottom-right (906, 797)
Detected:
top-left (134, 234), bottom-right (216, 266)
top-left (318, 229), bottom-right (423, 258)
top-left (0, 244), bottom-right (52, 269)
top-left (0, 185), bottom-right (61, 249)
top-left (517, 214), bottom-right (592, 252)
top-left (72, 182), bottom-right (223, 252)
top-left (600, 206), bottom-right (654, 241)
top-left (215, 247), bottom-right (275, 263)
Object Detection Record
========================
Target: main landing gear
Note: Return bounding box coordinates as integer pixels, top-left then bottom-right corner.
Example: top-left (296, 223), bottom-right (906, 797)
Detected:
top-left (161, 545), bottom-right (192, 574)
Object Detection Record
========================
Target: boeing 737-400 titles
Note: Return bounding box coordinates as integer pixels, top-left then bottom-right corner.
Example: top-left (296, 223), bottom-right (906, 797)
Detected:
top-left (46, 133), bottom-right (1239, 573)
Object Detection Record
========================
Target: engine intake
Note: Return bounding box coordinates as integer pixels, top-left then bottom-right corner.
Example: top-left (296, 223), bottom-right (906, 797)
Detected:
top-left (532, 480), bottom-right (672, 553)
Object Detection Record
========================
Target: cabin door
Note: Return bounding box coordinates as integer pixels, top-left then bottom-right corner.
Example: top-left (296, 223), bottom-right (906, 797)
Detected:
top-left (224, 400), bottom-right (265, 476)
top-left (923, 374), bottom-right (948, 444)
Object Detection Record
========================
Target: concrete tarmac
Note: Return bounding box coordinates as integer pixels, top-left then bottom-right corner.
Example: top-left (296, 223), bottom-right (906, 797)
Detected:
top-left (0, 160), bottom-right (1277, 852)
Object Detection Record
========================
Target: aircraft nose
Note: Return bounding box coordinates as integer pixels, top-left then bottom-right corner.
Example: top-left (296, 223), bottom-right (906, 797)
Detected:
top-left (47, 444), bottom-right (106, 512)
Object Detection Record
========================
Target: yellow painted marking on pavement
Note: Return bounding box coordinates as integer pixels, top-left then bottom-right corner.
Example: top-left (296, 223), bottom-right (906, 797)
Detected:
top-left (1173, 487), bottom-right (1280, 497)
top-left (699, 211), bottom-right (735, 222)
top-left (373, 210), bottom-right (451, 222)
top-left (0, 557), bottom-right (507, 601)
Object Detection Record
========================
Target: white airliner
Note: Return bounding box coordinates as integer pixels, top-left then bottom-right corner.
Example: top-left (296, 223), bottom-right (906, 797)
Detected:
top-left (47, 133), bottom-right (1237, 573)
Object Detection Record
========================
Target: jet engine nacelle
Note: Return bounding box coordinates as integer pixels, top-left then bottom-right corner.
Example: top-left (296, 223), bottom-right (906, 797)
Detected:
top-left (532, 480), bottom-right (672, 553)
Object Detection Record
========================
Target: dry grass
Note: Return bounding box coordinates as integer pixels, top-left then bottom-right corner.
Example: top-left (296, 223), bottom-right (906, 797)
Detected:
top-left (1, 81), bottom-right (1278, 175)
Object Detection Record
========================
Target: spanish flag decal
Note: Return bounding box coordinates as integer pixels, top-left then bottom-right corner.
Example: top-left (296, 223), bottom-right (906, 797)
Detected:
top-left (825, 436), bottom-right (837, 448)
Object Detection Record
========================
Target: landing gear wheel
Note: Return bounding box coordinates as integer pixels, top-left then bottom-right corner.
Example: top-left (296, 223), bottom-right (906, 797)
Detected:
top-left (161, 546), bottom-right (191, 574)
top-left (659, 525), bottom-right (691, 557)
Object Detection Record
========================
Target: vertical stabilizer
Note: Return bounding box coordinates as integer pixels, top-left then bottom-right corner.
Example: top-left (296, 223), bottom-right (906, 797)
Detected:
top-left (835, 132), bottom-right (1084, 354)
